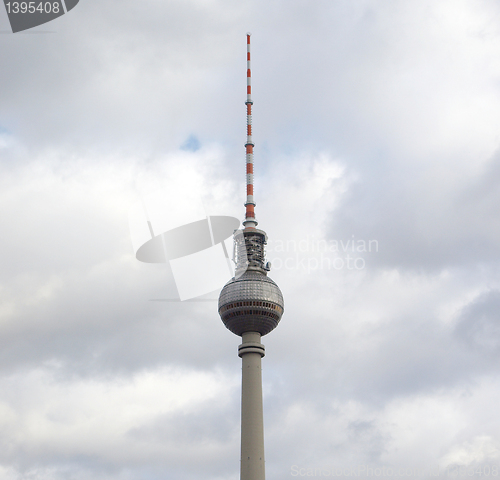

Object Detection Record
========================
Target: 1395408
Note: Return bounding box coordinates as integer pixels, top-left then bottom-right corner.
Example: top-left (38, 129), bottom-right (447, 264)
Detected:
top-left (5, 2), bottom-right (61, 14)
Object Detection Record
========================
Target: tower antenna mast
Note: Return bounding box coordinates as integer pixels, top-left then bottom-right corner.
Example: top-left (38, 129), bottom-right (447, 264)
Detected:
top-left (244, 32), bottom-right (257, 229)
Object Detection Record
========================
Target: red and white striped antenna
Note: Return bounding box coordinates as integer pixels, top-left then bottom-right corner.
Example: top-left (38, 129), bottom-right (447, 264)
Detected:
top-left (243, 32), bottom-right (257, 229)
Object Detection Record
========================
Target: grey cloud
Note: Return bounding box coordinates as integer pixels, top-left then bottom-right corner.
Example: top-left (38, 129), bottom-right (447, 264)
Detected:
top-left (454, 290), bottom-right (500, 355)
top-left (329, 149), bottom-right (500, 273)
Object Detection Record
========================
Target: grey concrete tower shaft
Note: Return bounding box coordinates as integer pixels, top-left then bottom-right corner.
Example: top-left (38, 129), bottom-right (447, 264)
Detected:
top-left (238, 331), bottom-right (266, 480)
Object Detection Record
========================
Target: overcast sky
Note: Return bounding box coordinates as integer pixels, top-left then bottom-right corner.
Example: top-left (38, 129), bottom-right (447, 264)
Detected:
top-left (1, 1), bottom-right (500, 479)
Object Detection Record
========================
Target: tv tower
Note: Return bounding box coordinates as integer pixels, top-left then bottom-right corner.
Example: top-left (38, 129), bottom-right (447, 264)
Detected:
top-left (218, 33), bottom-right (284, 480)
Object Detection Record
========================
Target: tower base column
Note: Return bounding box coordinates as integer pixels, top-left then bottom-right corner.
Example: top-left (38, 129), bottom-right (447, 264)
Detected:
top-left (238, 331), bottom-right (266, 480)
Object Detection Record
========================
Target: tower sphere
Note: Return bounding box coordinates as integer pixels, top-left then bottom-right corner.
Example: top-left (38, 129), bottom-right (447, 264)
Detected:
top-left (218, 270), bottom-right (284, 336)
